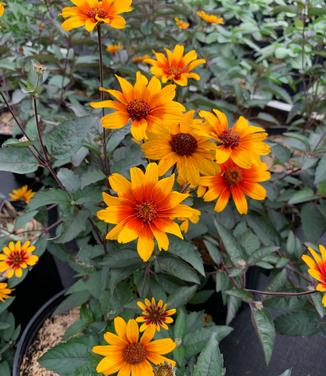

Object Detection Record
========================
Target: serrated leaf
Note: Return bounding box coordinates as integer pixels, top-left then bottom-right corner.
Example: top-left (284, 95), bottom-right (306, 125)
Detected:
top-left (251, 307), bottom-right (275, 364)
top-left (314, 155), bottom-right (326, 185)
top-left (214, 220), bottom-right (244, 263)
top-left (192, 334), bottom-right (225, 376)
top-left (174, 309), bottom-right (187, 340)
top-left (184, 326), bottom-right (232, 359)
top-left (301, 203), bottom-right (326, 242)
top-left (288, 188), bottom-right (316, 205)
top-left (28, 189), bottom-right (70, 210)
top-left (278, 370), bottom-right (292, 376)
top-left (158, 255), bottom-right (201, 284)
top-left (58, 168), bottom-right (81, 192)
top-left (169, 238), bottom-right (205, 276)
top-left (167, 285), bottom-right (197, 308)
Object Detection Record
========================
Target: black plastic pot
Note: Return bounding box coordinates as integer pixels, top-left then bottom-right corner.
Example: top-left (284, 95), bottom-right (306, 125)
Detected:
top-left (12, 290), bottom-right (65, 376)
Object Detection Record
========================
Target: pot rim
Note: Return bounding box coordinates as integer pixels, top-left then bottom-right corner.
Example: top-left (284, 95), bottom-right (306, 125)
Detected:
top-left (12, 289), bottom-right (66, 376)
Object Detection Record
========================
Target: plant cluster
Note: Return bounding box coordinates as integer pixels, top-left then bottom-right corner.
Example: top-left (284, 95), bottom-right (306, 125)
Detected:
top-left (0, 1), bottom-right (325, 376)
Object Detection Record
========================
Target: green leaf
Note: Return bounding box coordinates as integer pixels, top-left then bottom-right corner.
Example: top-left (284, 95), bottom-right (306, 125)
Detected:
top-left (214, 220), bottom-right (244, 263)
top-left (0, 147), bottom-right (38, 174)
top-left (301, 203), bottom-right (326, 242)
top-left (44, 116), bottom-right (98, 162)
top-left (246, 214), bottom-right (280, 246)
top-left (55, 209), bottom-right (89, 243)
top-left (226, 296), bottom-right (241, 325)
top-left (315, 155), bottom-right (326, 185)
top-left (225, 288), bottom-right (253, 303)
top-left (251, 307), bottom-right (276, 365)
top-left (192, 334), bottom-right (225, 376)
top-left (0, 361), bottom-right (10, 376)
top-left (167, 285), bottom-right (198, 308)
top-left (39, 337), bottom-right (96, 375)
top-left (80, 167), bottom-right (105, 189)
top-left (158, 255), bottom-right (201, 284)
top-left (28, 189), bottom-right (70, 210)
top-left (184, 326), bottom-right (232, 359)
top-left (169, 238), bottom-right (205, 276)
top-left (275, 309), bottom-right (325, 336)
top-left (57, 168), bottom-right (81, 192)
top-left (174, 309), bottom-right (187, 340)
top-left (288, 188), bottom-right (316, 205)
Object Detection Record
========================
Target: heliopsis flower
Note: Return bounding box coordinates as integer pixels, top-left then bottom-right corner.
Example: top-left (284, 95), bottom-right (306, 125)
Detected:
top-left (0, 2), bottom-right (5, 17)
top-left (0, 241), bottom-right (38, 278)
top-left (142, 111), bottom-right (218, 187)
top-left (0, 283), bottom-right (12, 302)
top-left (9, 185), bottom-right (35, 204)
top-left (93, 317), bottom-right (176, 375)
top-left (97, 163), bottom-right (200, 262)
top-left (198, 160), bottom-right (270, 214)
top-left (136, 298), bottom-right (176, 332)
top-left (145, 45), bottom-right (206, 86)
top-left (132, 54), bottom-right (151, 64)
top-left (90, 72), bottom-right (184, 141)
top-left (302, 244), bottom-right (326, 306)
top-left (107, 43), bottom-right (122, 54)
top-left (175, 17), bottom-right (189, 30)
top-left (197, 10), bottom-right (224, 24)
top-left (154, 362), bottom-right (176, 376)
top-left (61, 0), bottom-right (133, 32)
top-left (199, 109), bottom-right (270, 168)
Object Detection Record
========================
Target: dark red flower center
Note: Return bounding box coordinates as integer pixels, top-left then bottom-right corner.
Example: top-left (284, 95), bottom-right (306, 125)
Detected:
top-left (166, 66), bottom-right (183, 80)
top-left (135, 201), bottom-right (158, 223)
top-left (7, 250), bottom-right (28, 269)
top-left (170, 133), bottom-right (198, 156)
top-left (87, 7), bottom-right (107, 19)
top-left (144, 304), bottom-right (168, 325)
top-left (219, 129), bottom-right (240, 149)
top-left (127, 99), bottom-right (151, 121)
top-left (223, 167), bottom-right (242, 186)
top-left (123, 343), bottom-right (146, 364)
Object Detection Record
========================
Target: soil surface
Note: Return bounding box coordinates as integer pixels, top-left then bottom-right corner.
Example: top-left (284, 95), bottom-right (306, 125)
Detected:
top-left (20, 308), bottom-right (80, 376)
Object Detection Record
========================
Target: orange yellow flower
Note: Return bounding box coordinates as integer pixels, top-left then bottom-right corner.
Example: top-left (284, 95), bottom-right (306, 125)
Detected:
top-left (136, 298), bottom-right (176, 332)
top-left (132, 54), bottom-right (151, 64)
top-left (199, 109), bottom-right (270, 168)
top-left (197, 10), bottom-right (224, 24)
top-left (302, 244), bottom-right (326, 307)
top-left (9, 185), bottom-right (35, 204)
top-left (97, 163), bottom-right (200, 262)
top-left (90, 72), bottom-right (184, 141)
top-left (145, 45), bottom-right (206, 86)
top-left (175, 17), bottom-right (189, 30)
top-left (0, 241), bottom-right (38, 278)
top-left (198, 160), bottom-right (270, 214)
top-left (92, 317), bottom-right (176, 375)
top-left (0, 283), bottom-right (12, 302)
top-left (61, 0), bottom-right (133, 32)
top-left (141, 111), bottom-right (218, 187)
top-left (107, 43), bottom-right (122, 54)
top-left (0, 2), bottom-right (5, 17)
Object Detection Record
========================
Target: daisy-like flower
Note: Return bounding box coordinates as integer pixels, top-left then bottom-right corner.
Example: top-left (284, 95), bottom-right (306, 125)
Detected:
top-left (0, 2), bottom-right (5, 17)
top-left (132, 54), bottom-right (151, 64)
top-left (107, 43), bottom-right (122, 54)
top-left (61, 0), bottom-right (133, 33)
top-left (199, 109), bottom-right (270, 168)
top-left (0, 241), bottom-right (39, 278)
top-left (92, 317), bottom-right (176, 376)
top-left (141, 111), bottom-right (218, 187)
top-left (0, 283), bottom-right (12, 302)
top-left (145, 45), bottom-right (206, 86)
top-left (97, 163), bottom-right (200, 262)
top-left (90, 72), bottom-right (184, 141)
top-left (175, 17), bottom-right (189, 30)
top-left (198, 160), bottom-right (270, 214)
top-left (136, 298), bottom-right (176, 332)
top-left (302, 244), bottom-right (326, 306)
top-left (9, 185), bottom-right (35, 204)
top-left (197, 10), bottom-right (224, 24)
